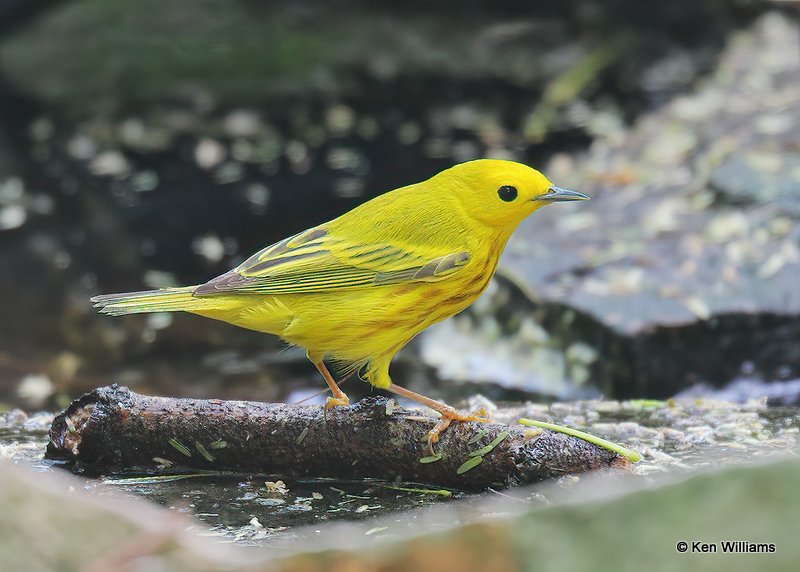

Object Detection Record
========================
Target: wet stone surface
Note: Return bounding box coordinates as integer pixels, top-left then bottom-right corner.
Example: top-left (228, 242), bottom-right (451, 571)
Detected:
top-left (423, 13), bottom-right (800, 399)
top-left (1, 398), bottom-right (797, 546)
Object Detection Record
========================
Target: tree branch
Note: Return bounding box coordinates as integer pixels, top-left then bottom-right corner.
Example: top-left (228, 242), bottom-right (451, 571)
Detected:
top-left (46, 385), bottom-right (626, 490)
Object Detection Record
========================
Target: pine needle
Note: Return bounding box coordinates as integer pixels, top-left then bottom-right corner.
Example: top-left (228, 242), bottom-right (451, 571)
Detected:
top-left (518, 418), bottom-right (641, 462)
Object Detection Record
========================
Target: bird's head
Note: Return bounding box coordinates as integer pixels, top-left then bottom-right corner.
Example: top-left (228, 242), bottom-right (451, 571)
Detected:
top-left (436, 159), bottom-right (589, 230)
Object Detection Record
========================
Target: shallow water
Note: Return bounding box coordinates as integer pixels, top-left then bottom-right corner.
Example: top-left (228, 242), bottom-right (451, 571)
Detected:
top-left (1, 397), bottom-right (797, 546)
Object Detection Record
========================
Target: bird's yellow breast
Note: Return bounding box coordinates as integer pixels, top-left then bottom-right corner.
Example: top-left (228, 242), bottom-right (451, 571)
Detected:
top-left (215, 247), bottom-right (500, 364)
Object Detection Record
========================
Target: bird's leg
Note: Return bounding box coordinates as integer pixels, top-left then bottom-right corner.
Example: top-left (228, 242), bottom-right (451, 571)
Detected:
top-left (292, 372), bottom-right (353, 405)
top-left (307, 351), bottom-right (350, 410)
top-left (386, 383), bottom-right (490, 453)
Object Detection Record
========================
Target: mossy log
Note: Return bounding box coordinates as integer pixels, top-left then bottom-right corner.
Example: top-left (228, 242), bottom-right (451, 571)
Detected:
top-left (46, 385), bottom-right (626, 490)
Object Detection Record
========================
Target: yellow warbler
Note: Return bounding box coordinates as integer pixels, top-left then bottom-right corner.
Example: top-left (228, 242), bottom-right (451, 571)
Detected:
top-left (92, 159), bottom-right (588, 445)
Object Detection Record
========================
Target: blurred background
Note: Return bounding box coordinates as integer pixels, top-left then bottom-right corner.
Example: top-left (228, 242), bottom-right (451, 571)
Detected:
top-left (0, 0), bottom-right (799, 412)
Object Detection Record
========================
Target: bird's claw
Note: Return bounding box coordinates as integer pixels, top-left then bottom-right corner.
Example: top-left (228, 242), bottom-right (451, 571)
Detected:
top-left (426, 407), bottom-right (492, 455)
top-left (323, 395), bottom-right (350, 421)
top-left (324, 395), bottom-right (350, 409)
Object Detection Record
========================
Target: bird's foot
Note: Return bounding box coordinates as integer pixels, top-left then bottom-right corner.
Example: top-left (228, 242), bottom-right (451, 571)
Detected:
top-left (323, 393), bottom-right (350, 420)
top-left (309, 355), bottom-right (350, 417)
top-left (427, 407), bottom-right (491, 454)
top-left (324, 394), bottom-right (350, 410)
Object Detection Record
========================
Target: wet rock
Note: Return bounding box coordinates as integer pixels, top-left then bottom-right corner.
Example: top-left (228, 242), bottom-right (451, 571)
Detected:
top-left (2, 395), bottom-right (797, 552)
top-left (711, 153), bottom-right (800, 216)
top-left (510, 12), bottom-right (800, 335)
top-left (2, 431), bottom-right (799, 570)
top-left (272, 457), bottom-right (800, 571)
top-left (423, 13), bottom-right (800, 398)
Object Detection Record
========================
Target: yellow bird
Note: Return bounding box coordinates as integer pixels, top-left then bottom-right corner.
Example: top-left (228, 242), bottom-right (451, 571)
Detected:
top-left (92, 159), bottom-right (588, 445)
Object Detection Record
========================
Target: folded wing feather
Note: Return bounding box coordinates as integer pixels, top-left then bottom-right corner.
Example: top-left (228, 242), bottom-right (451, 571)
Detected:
top-left (193, 226), bottom-right (469, 296)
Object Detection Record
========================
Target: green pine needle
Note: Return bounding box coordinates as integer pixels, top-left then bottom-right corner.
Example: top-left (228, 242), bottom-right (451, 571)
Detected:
top-left (518, 418), bottom-right (641, 462)
top-left (381, 484), bottom-right (453, 497)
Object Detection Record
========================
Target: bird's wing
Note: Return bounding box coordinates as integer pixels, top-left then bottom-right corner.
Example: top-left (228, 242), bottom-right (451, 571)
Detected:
top-left (193, 225), bottom-right (469, 296)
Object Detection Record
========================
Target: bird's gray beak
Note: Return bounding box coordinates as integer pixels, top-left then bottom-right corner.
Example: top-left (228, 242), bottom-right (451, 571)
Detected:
top-left (535, 186), bottom-right (590, 202)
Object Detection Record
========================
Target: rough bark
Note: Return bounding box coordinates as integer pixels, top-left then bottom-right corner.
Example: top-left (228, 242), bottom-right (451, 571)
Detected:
top-left (46, 385), bottom-right (626, 490)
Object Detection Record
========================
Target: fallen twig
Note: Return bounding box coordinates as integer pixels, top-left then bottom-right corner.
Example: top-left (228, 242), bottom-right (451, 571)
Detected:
top-left (47, 385), bottom-right (628, 490)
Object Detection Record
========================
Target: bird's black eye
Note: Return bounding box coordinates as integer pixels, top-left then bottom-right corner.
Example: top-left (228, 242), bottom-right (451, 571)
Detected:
top-left (498, 185), bottom-right (518, 202)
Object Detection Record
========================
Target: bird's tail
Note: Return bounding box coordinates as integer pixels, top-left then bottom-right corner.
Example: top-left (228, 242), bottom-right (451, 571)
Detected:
top-left (91, 286), bottom-right (201, 316)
